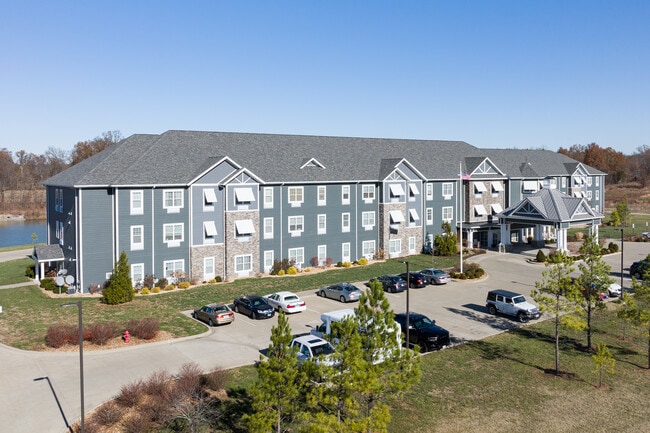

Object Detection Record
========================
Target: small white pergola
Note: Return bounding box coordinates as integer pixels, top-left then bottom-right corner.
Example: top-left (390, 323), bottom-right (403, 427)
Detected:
top-left (32, 244), bottom-right (65, 281)
top-left (498, 188), bottom-right (602, 252)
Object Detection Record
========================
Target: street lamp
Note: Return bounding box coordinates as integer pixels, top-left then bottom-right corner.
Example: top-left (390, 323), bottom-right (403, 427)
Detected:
top-left (61, 301), bottom-right (84, 433)
top-left (400, 260), bottom-right (411, 349)
top-left (618, 229), bottom-right (624, 294)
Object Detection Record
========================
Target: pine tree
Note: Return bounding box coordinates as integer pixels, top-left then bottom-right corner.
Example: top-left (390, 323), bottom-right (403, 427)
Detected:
top-left (101, 250), bottom-right (135, 304)
top-left (592, 342), bottom-right (615, 388)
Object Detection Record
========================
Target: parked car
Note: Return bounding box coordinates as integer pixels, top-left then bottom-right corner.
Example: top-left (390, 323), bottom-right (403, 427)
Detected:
top-left (485, 289), bottom-right (542, 323)
top-left (394, 312), bottom-right (450, 352)
top-left (372, 275), bottom-right (408, 293)
top-left (641, 232), bottom-right (650, 239)
top-left (233, 295), bottom-right (275, 319)
top-left (630, 260), bottom-right (649, 279)
top-left (419, 268), bottom-right (451, 285)
top-left (264, 291), bottom-right (306, 313)
top-left (290, 335), bottom-right (337, 366)
top-left (192, 303), bottom-right (235, 326)
top-left (317, 283), bottom-right (362, 303)
top-left (399, 272), bottom-right (429, 288)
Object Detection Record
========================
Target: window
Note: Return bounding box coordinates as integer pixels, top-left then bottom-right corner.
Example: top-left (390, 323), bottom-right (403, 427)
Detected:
top-left (204, 257), bottom-right (215, 281)
top-left (408, 183), bottom-right (419, 200)
top-left (491, 204), bottom-right (503, 214)
top-left (587, 191), bottom-right (592, 200)
top-left (163, 189), bottom-right (183, 212)
top-left (409, 236), bottom-right (416, 253)
top-left (389, 239), bottom-right (401, 256)
top-left (596, 177), bottom-right (600, 187)
top-left (442, 182), bottom-right (453, 199)
top-left (522, 181), bottom-right (538, 192)
top-left (235, 255), bottom-right (252, 272)
top-left (288, 247), bottom-right (304, 266)
top-left (474, 182), bottom-right (487, 195)
top-left (130, 225), bottom-right (144, 250)
top-left (362, 184), bottom-right (375, 201)
top-left (55, 188), bottom-right (63, 212)
top-left (317, 186), bottom-right (326, 206)
top-left (389, 183), bottom-right (405, 198)
top-left (426, 183), bottom-right (433, 200)
top-left (130, 190), bottom-right (143, 215)
top-left (587, 177), bottom-right (593, 186)
top-left (318, 245), bottom-right (327, 265)
top-left (474, 205), bottom-right (487, 217)
top-left (164, 259), bottom-right (184, 279)
top-left (342, 243), bottom-right (351, 262)
top-left (288, 215), bottom-right (304, 234)
top-left (203, 188), bottom-right (217, 211)
top-left (426, 207), bottom-right (433, 225)
top-left (596, 190), bottom-right (600, 201)
top-left (288, 187), bottom-right (303, 206)
top-left (264, 217), bottom-right (274, 239)
top-left (491, 182), bottom-right (503, 195)
top-left (342, 213), bottom-right (350, 232)
top-left (342, 185), bottom-right (350, 205)
top-left (442, 206), bottom-right (453, 222)
top-left (409, 209), bottom-right (420, 225)
top-left (131, 263), bottom-right (144, 286)
top-left (264, 251), bottom-right (274, 272)
top-left (234, 187), bottom-right (255, 204)
top-left (235, 220), bottom-right (255, 236)
top-left (389, 210), bottom-right (405, 224)
top-left (203, 221), bottom-right (217, 241)
top-left (362, 211), bottom-right (375, 229)
top-left (163, 223), bottom-right (184, 244)
top-left (562, 177), bottom-right (567, 188)
top-left (362, 240), bottom-right (375, 258)
top-left (263, 187), bottom-right (274, 209)
top-left (317, 214), bottom-right (326, 234)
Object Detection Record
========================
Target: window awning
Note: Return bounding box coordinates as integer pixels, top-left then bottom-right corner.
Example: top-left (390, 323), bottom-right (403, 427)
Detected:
top-left (203, 221), bottom-right (217, 237)
top-left (203, 188), bottom-right (217, 203)
top-left (408, 183), bottom-right (419, 195)
top-left (235, 219), bottom-right (256, 235)
top-left (389, 183), bottom-right (405, 196)
top-left (523, 181), bottom-right (538, 192)
top-left (474, 182), bottom-right (487, 193)
top-left (235, 187), bottom-right (255, 202)
top-left (491, 182), bottom-right (504, 192)
top-left (474, 205), bottom-right (487, 216)
top-left (573, 191), bottom-right (585, 197)
top-left (389, 210), bottom-right (405, 223)
top-left (409, 209), bottom-right (420, 221)
top-left (491, 203), bottom-right (503, 214)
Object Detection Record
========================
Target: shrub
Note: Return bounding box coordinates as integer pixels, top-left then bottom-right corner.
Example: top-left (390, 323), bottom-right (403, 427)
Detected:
top-left (25, 264), bottom-right (35, 278)
top-left (86, 322), bottom-right (118, 346)
top-left (608, 242), bottom-right (619, 253)
top-left (156, 277), bottom-right (168, 288)
top-left (343, 261), bottom-right (351, 268)
top-left (115, 379), bottom-right (144, 407)
top-left (91, 402), bottom-right (122, 426)
top-left (143, 370), bottom-right (173, 399)
top-left (336, 261), bottom-right (343, 267)
top-left (287, 266), bottom-right (298, 275)
top-left (215, 275), bottom-right (223, 282)
top-left (310, 256), bottom-right (319, 267)
top-left (151, 286), bottom-right (161, 293)
top-left (357, 257), bottom-right (368, 266)
top-left (326, 257), bottom-right (333, 267)
top-left (40, 278), bottom-right (58, 292)
top-left (278, 269), bottom-right (285, 276)
top-left (178, 281), bottom-right (190, 289)
top-left (142, 274), bottom-right (155, 289)
top-left (536, 249), bottom-right (546, 262)
top-left (208, 278), bottom-right (217, 284)
top-left (164, 284), bottom-right (175, 291)
top-left (304, 268), bottom-right (311, 272)
top-left (126, 318), bottom-right (159, 340)
top-left (45, 324), bottom-right (78, 348)
top-left (176, 362), bottom-right (203, 399)
top-left (140, 287), bottom-right (150, 295)
top-left (202, 366), bottom-right (230, 391)
top-left (121, 413), bottom-right (154, 433)
top-left (270, 258), bottom-right (296, 275)
top-left (101, 251), bottom-right (135, 305)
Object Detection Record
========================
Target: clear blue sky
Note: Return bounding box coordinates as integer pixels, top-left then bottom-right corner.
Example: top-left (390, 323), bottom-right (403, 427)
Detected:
top-left (1, 1), bottom-right (648, 157)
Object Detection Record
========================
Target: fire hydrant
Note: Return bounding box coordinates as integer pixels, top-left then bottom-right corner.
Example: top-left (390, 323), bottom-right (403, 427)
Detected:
top-left (123, 330), bottom-right (130, 343)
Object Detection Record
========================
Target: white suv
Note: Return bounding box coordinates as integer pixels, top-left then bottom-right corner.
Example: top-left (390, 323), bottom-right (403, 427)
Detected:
top-left (486, 289), bottom-right (542, 323)
top-left (290, 335), bottom-right (337, 366)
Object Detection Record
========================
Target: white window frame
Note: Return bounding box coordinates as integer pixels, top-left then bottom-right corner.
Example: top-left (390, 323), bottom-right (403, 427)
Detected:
top-left (263, 217), bottom-right (274, 239)
top-left (130, 190), bottom-right (143, 215)
top-left (587, 190), bottom-right (592, 200)
top-left (131, 263), bottom-right (144, 286)
top-left (362, 211), bottom-right (375, 230)
top-left (442, 182), bottom-right (453, 199)
top-left (204, 257), bottom-right (215, 281)
top-left (288, 186), bottom-right (304, 206)
top-left (203, 188), bottom-right (217, 211)
top-left (317, 245), bottom-right (327, 266)
top-left (263, 187), bottom-right (274, 209)
top-left (596, 177), bottom-right (600, 187)
top-left (362, 184), bottom-right (375, 202)
top-left (362, 240), bottom-right (375, 258)
top-left (596, 190), bottom-right (600, 201)
top-left (264, 250), bottom-right (274, 273)
top-left (130, 225), bottom-right (144, 250)
top-left (163, 259), bottom-right (184, 279)
top-left (288, 215), bottom-right (304, 235)
top-left (426, 207), bottom-right (433, 225)
top-left (425, 183), bottom-right (433, 200)
top-left (342, 212), bottom-right (351, 233)
top-left (317, 214), bottom-right (326, 234)
top-left (163, 189), bottom-right (183, 213)
top-left (203, 221), bottom-right (217, 242)
top-left (234, 187), bottom-right (255, 204)
top-left (409, 236), bottom-right (416, 253)
top-left (288, 247), bottom-right (304, 267)
top-left (562, 177), bottom-right (567, 188)
top-left (587, 177), bottom-right (593, 186)
top-left (235, 254), bottom-right (252, 273)
top-left (163, 223), bottom-right (184, 245)
top-left (341, 185), bottom-right (350, 205)
top-left (442, 206), bottom-right (453, 222)
top-left (342, 242), bottom-right (351, 262)
top-left (389, 239), bottom-right (401, 256)
top-left (317, 185), bottom-right (326, 206)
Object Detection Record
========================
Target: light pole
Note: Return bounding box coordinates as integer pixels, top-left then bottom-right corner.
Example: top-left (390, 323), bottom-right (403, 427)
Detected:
top-left (619, 228), bottom-right (624, 294)
top-left (400, 260), bottom-right (411, 349)
top-left (61, 301), bottom-right (84, 433)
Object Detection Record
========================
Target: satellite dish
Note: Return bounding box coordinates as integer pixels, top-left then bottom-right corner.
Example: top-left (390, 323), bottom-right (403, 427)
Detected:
top-left (58, 269), bottom-right (68, 276)
top-left (65, 275), bottom-right (75, 285)
top-left (55, 276), bottom-right (65, 287)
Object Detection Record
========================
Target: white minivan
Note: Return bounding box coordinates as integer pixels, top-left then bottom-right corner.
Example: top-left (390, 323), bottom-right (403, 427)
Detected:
top-left (310, 309), bottom-right (356, 340)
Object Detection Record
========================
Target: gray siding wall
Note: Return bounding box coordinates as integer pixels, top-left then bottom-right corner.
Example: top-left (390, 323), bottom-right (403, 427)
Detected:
top-left (152, 188), bottom-right (190, 279)
top-left (190, 185), bottom-right (225, 246)
top-left (116, 188), bottom-right (153, 280)
top-left (79, 188), bottom-right (114, 292)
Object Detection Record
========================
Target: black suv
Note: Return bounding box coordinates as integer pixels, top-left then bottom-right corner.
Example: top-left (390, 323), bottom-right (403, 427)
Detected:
top-left (630, 260), bottom-right (649, 279)
top-left (394, 312), bottom-right (450, 352)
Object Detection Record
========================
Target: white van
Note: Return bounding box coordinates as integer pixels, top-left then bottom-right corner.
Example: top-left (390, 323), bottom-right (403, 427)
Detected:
top-left (310, 309), bottom-right (355, 339)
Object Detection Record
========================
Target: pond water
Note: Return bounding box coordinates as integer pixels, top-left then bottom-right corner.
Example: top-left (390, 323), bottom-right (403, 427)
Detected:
top-left (0, 220), bottom-right (47, 248)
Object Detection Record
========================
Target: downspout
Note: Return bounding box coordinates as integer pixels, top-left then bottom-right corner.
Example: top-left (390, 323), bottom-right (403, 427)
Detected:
top-left (151, 187), bottom-right (155, 279)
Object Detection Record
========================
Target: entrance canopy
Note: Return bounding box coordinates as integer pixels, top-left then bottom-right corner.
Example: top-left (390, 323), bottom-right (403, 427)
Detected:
top-left (498, 188), bottom-right (602, 251)
top-left (32, 245), bottom-right (65, 280)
